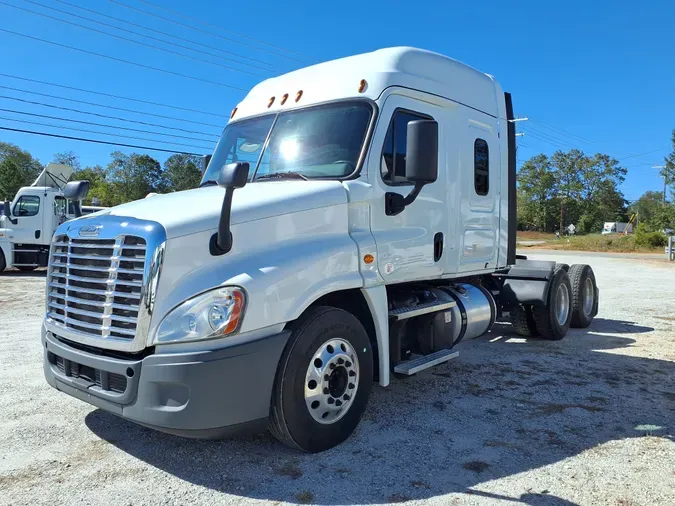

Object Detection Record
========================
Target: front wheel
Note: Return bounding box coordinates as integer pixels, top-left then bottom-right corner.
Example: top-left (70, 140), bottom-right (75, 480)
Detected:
top-left (269, 306), bottom-right (373, 453)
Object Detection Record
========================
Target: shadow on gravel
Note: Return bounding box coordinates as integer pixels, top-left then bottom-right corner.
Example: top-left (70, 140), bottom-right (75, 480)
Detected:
top-left (0, 269), bottom-right (47, 278)
top-left (86, 320), bottom-right (674, 505)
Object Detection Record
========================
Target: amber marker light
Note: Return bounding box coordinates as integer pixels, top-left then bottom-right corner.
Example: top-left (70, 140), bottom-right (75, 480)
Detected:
top-left (296, 90), bottom-right (303, 102)
top-left (268, 96), bottom-right (275, 108)
top-left (358, 79), bottom-right (367, 93)
top-left (364, 254), bottom-right (374, 264)
top-left (230, 107), bottom-right (237, 119)
top-left (281, 93), bottom-right (289, 105)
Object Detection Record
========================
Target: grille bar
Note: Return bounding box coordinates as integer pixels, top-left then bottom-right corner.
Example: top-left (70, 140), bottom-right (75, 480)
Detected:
top-left (49, 293), bottom-right (139, 312)
top-left (47, 234), bottom-right (146, 341)
top-left (50, 272), bottom-right (143, 287)
top-left (48, 281), bottom-right (142, 299)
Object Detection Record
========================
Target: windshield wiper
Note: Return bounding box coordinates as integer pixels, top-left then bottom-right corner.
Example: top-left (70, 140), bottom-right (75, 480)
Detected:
top-left (256, 172), bottom-right (309, 181)
top-left (199, 179), bottom-right (218, 188)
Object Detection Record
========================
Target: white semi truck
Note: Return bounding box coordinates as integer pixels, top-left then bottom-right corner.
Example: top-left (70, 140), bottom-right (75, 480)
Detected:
top-left (0, 163), bottom-right (90, 273)
top-left (42, 47), bottom-right (599, 453)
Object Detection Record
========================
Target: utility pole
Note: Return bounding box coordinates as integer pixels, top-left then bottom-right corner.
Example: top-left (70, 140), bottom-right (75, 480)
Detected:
top-left (653, 165), bottom-right (667, 203)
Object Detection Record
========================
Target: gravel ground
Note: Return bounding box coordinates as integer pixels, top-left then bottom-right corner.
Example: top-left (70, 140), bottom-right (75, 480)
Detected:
top-left (1, 252), bottom-right (674, 506)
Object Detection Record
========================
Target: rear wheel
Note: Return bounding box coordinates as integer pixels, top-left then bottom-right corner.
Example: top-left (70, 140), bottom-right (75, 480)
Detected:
top-left (512, 304), bottom-right (538, 337)
top-left (568, 264), bottom-right (597, 328)
top-left (269, 306), bottom-right (373, 453)
top-left (532, 268), bottom-right (572, 340)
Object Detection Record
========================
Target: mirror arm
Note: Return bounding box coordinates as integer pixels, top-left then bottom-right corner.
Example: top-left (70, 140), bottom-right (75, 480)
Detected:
top-left (385, 182), bottom-right (427, 217)
top-left (402, 182), bottom-right (425, 206)
top-left (210, 187), bottom-right (235, 256)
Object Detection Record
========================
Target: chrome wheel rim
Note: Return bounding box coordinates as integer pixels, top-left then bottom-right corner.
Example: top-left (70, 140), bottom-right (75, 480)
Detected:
top-left (555, 283), bottom-right (570, 326)
top-left (583, 277), bottom-right (594, 316)
top-left (304, 338), bottom-right (359, 425)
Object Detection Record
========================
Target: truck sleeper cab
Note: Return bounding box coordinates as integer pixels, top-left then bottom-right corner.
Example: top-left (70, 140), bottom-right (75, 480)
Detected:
top-left (42, 47), bottom-right (599, 453)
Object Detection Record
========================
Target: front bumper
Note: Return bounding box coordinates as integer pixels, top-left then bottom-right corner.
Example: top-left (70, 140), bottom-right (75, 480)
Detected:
top-left (42, 327), bottom-right (290, 438)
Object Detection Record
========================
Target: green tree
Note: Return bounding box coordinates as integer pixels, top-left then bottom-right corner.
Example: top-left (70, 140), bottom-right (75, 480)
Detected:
top-left (663, 129), bottom-right (675, 203)
top-left (0, 142), bottom-right (43, 200)
top-left (53, 150), bottom-right (81, 171)
top-left (106, 151), bottom-right (166, 205)
top-left (517, 154), bottom-right (557, 231)
top-left (517, 149), bottom-right (628, 233)
top-left (71, 165), bottom-right (113, 206)
top-left (164, 153), bottom-right (202, 192)
top-left (630, 191), bottom-right (666, 226)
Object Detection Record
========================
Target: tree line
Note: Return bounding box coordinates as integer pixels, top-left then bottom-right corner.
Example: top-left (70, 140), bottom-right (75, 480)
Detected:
top-left (0, 141), bottom-right (202, 206)
top-left (517, 129), bottom-right (675, 234)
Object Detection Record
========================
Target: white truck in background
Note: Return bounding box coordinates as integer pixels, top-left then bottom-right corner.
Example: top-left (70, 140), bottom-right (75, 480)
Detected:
top-left (0, 163), bottom-right (91, 272)
top-left (602, 222), bottom-right (633, 234)
top-left (42, 47), bottom-right (600, 453)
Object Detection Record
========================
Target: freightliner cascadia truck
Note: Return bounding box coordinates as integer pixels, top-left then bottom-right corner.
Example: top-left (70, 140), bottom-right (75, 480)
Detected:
top-left (42, 47), bottom-right (599, 453)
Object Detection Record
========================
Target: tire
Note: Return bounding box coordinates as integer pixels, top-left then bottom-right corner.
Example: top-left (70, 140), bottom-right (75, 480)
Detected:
top-left (17, 265), bottom-right (37, 272)
top-left (269, 306), bottom-right (374, 453)
top-left (0, 249), bottom-right (5, 273)
top-left (512, 304), bottom-right (538, 337)
top-left (532, 268), bottom-right (572, 340)
top-left (568, 264), bottom-right (597, 328)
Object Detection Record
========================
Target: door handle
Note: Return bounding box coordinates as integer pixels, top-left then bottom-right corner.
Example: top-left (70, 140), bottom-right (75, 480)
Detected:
top-left (434, 232), bottom-right (443, 262)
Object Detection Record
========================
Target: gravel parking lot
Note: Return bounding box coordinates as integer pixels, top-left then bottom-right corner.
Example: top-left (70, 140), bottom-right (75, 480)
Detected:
top-left (1, 252), bottom-right (674, 506)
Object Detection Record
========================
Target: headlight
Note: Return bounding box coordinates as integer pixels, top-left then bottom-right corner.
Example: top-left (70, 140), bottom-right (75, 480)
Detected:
top-left (153, 286), bottom-right (245, 344)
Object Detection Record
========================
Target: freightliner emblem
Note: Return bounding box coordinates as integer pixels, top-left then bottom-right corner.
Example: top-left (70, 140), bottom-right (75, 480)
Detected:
top-left (78, 225), bottom-right (101, 237)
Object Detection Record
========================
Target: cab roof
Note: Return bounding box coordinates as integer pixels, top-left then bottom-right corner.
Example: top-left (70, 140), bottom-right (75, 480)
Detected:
top-left (233, 46), bottom-right (502, 121)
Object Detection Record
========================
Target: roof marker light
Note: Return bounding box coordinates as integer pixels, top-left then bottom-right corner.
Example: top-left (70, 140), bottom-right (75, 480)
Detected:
top-left (295, 90), bottom-right (303, 102)
top-left (268, 96), bottom-right (275, 108)
top-left (230, 107), bottom-right (237, 119)
top-left (358, 79), bottom-right (367, 93)
top-left (281, 93), bottom-right (289, 105)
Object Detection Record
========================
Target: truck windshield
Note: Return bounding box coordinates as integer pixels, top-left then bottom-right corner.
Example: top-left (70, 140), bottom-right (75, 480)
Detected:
top-left (201, 101), bottom-right (373, 184)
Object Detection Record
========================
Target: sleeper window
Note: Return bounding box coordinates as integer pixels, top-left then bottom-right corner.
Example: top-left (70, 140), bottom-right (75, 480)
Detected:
top-left (474, 139), bottom-right (489, 195)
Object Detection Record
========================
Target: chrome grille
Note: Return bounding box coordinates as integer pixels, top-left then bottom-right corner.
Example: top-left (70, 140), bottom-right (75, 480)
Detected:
top-left (47, 235), bottom-right (147, 340)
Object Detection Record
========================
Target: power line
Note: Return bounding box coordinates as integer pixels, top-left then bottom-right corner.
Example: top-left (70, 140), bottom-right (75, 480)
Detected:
top-left (0, 125), bottom-right (204, 155)
top-left (136, 0), bottom-right (306, 61)
top-left (0, 84), bottom-right (223, 129)
top-left (0, 107), bottom-right (214, 144)
top-left (108, 0), bottom-right (303, 64)
top-left (0, 115), bottom-right (212, 151)
top-left (51, 0), bottom-right (276, 71)
top-left (0, 94), bottom-right (219, 137)
top-left (2, 1), bottom-right (265, 78)
top-left (528, 118), bottom-right (595, 144)
top-left (522, 125), bottom-right (579, 150)
top-left (0, 28), bottom-right (248, 91)
top-left (0, 72), bottom-right (225, 118)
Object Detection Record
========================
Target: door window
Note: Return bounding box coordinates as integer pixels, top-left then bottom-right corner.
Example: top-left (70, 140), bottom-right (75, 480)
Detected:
top-left (54, 196), bottom-right (67, 216)
top-left (13, 195), bottom-right (40, 217)
top-left (381, 109), bottom-right (434, 185)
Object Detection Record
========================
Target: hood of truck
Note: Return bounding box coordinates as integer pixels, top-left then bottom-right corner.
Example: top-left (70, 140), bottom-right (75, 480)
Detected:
top-left (97, 180), bottom-right (349, 239)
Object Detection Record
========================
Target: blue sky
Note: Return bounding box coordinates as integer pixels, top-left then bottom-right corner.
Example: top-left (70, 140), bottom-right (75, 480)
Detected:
top-left (0, 0), bottom-right (673, 202)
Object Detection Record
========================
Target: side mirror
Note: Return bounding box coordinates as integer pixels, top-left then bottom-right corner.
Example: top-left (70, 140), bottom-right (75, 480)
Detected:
top-left (217, 161), bottom-right (249, 188)
top-left (201, 154), bottom-right (212, 175)
top-left (3, 199), bottom-right (17, 225)
top-left (384, 120), bottom-right (439, 216)
top-left (64, 180), bottom-right (90, 218)
top-left (405, 119), bottom-right (438, 183)
top-left (211, 162), bottom-right (250, 255)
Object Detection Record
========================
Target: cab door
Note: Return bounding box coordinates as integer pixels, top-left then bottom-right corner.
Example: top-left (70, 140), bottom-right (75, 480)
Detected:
top-left (368, 94), bottom-right (447, 283)
top-left (9, 193), bottom-right (43, 244)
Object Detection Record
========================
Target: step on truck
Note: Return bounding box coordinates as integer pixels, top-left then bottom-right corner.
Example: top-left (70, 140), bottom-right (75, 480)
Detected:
top-left (42, 47), bottom-right (599, 453)
top-left (0, 163), bottom-right (91, 273)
